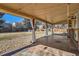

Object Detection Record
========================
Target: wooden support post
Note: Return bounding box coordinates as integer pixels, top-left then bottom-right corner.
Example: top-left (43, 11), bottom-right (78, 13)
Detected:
top-left (75, 12), bottom-right (79, 51)
top-left (67, 3), bottom-right (74, 49)
top-left (30, 18), bottom-right (36, 43)
top-left (52, 25), bottom-right (54, 35)
top-left (45, 22), bottom-right (48, 36)
top-left (67, 18), bottom-right (75, 49)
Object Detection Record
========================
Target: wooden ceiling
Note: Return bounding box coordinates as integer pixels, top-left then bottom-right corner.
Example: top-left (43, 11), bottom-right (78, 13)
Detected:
top-left (0, 3), bottom-right (79, 24)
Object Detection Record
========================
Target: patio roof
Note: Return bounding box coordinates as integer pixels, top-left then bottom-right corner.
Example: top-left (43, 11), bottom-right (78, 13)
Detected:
top-left (0, 3), bottom-right (79, 24)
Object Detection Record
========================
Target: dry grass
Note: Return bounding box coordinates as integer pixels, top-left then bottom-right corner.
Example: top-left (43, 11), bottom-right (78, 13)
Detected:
top-left (0, 31), bottom-right (47, 41)
top-left (0, 32), bottom-right (32, 41)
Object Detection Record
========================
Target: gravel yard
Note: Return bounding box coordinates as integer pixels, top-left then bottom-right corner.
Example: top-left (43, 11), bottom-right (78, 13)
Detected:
top-left (0, 31), bottom-right (45, 55)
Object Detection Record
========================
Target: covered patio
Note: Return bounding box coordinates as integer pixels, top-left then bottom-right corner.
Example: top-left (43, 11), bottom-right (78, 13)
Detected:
top-left (0, 3), bottom-right (79, 56)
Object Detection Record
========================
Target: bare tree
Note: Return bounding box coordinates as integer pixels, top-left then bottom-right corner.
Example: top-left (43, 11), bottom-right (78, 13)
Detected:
top-left (0, 19), bottom-right (5, 25)
top-left (0, 12), bottom-right (5, 18)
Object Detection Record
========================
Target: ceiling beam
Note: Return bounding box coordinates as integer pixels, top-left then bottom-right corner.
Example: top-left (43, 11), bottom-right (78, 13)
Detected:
top-left (53, 19), bottom-right (67, 24)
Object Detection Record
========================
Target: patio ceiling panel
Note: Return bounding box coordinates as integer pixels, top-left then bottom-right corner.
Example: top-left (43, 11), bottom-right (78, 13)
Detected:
top-left (0, 3), bottom-right (79, 24)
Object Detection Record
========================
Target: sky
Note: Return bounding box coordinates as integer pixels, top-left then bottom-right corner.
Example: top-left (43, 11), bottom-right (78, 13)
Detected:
top-left (2, 14), bottom-right (24, 24)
